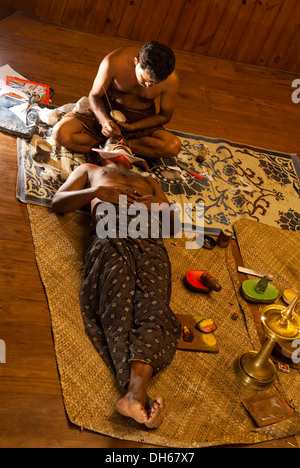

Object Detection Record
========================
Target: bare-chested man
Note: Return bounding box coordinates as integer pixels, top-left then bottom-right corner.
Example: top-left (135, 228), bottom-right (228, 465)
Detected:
top-left (53, 41), bottom-right (181, 159)
top-left (51, 145), bottom-right (181, 428)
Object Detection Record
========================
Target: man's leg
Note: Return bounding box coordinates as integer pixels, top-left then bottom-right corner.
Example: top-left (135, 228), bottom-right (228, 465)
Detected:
top-left (115, 361), bottom-right (165, 428)
top-left (114, 239), bottom-right (179, 428)
top-left (127, 129), bottom-right (182, 159)
top-left (52, 116), bottom-right (103, 153)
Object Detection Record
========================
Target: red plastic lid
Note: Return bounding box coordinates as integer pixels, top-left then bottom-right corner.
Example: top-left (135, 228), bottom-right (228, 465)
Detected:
top-left (185, 270), bottom-right (209, 290)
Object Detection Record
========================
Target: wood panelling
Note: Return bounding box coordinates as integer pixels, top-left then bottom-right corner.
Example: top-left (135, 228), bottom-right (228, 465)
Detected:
top-left (0, 0), bottom-right (300, 74)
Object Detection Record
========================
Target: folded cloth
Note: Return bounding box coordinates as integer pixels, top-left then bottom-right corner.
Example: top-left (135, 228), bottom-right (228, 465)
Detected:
top-left (80, 213), bottom-right (181, 389)
top-left (39, 97), bottom-right (90, 126)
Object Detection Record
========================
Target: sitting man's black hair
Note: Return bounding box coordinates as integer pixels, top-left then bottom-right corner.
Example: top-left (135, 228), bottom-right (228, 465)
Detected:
top-left (139, 41), bottom-right (175, 83)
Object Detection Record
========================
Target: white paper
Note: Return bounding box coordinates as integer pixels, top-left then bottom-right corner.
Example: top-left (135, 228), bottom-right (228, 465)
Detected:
top-left (9, 102), bottom-right (29, 124)
top-left (10, 102), bottom-right (39, 125)
top-left (0, 64), bottom-right (27, 97)
top-left (0, 64), bottom-right (27, 80)
top-left (1, 84), bottom-right (29, 100)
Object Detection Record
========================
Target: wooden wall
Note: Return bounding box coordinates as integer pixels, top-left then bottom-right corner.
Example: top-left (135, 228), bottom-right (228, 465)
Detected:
top-left (1, 0), bottom-right (300, 74)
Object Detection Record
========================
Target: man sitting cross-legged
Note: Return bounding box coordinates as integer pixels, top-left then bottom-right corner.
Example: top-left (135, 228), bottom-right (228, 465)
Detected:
top-left (52, 41), bottom-right (181, 159)
top-left (51, 139), bottom-right (181, 429)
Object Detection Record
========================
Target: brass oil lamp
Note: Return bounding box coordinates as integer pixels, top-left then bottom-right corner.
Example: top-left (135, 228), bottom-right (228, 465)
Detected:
top-left (234, 294), bottom-right (300, 389)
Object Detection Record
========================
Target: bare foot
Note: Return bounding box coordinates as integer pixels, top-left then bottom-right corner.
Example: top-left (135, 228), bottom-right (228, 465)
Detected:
top-left (115, 394), bottom-right (165, 428)
top-left (146, 396), bottom-right (165, 429)
top-left (115, 393), bottom-right (148, 425)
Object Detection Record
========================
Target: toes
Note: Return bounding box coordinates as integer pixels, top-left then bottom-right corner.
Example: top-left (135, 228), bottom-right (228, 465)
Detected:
top-left (149, 400), bottom-right (160, 416)
top-left (150, 397), bottom-right (164, 413)
top-left (145, 397), bottom-right (165, 428)
top-left (116, 397), bottom-right (149, 424)
top-left (141, 409), bottom-right (149, 422)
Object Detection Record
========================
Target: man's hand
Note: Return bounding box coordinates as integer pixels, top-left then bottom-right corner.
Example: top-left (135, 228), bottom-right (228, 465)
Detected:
top-left (135, 159), bottom-right (150, 172)
top-left (94, 186), bottom-right (138, 205)
top-left (117, 122), bottom-right (134, 132)
top-left (101, 119), bottom-right (122, 138)
top-left (133, 194), bottom-right (169, 209)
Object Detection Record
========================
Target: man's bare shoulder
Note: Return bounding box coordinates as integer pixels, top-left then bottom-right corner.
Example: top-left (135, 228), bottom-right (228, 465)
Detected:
top-left (72, 162), bottom-right (98, 171)
top-left (146, 174), bottom-right (162, 191)
top-left (106, 47), bottom-right (139, 65)
top-left (72, 163), bottom-right (104, 177)
top-left (85, 162), bottom-right (106, 172)
top-left (163, 70), bottom-right (179, 92)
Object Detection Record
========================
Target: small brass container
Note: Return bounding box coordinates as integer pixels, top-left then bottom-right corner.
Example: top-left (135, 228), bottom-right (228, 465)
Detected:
top-left (110, 110), bottom-right (126, 123)
top-left (34, 139), bottom-right (52, 163)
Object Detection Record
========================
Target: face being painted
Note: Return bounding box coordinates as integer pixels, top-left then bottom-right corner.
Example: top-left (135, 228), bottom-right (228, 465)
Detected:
top-left (92, 138), bottom-right (145, 167)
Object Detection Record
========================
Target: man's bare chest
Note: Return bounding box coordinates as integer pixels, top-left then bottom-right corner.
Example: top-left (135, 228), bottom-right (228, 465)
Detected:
top-left (92, 170), bottom-right (153, 195)
top-left (110, 77), bottom-right (160, 102)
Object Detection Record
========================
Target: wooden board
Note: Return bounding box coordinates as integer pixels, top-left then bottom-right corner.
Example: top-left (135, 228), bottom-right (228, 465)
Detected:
top-left (2, 0), bottom-right (300, 73)
top-left (176, 314), bottom-right (218, 353)
top-left (242, 390), bottom-right (294, 427)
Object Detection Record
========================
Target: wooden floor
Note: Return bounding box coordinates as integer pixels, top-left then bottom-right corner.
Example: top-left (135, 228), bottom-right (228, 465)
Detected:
top-left (0, 12), bottom-right (299, 449)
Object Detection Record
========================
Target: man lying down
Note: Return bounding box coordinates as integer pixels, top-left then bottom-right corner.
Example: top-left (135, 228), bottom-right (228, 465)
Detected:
top-left (51, 138), bottom-right (181, 429)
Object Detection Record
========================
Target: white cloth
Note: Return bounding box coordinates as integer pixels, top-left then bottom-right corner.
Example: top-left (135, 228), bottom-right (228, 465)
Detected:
top-left (39, 96), bottom-right (90, 126)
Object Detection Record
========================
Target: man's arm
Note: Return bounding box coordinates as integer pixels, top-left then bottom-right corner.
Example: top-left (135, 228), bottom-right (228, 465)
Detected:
top-left (118, 72), bottom-right (179, 133)
top-left (51, 164), bottom-right (138, 214)
top-left (158, 71), bottom-right (179, 124)
top-left (89, 52), bottom-right (122, 138)
top-left (51, 164), bottom-right (97, 213)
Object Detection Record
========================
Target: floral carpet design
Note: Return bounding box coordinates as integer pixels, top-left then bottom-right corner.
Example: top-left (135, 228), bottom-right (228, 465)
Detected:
top-left (17, 124), bottom-right (300, 235)
top-left (148, 132), bottom-right (300, 235)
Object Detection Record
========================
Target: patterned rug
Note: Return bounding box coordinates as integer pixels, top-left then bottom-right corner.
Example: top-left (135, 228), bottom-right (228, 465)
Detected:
top-left (17, 119), bottom-right (300, 235)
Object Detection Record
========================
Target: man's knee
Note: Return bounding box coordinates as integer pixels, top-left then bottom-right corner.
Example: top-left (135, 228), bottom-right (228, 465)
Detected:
top-left (52, 120), bottom-right (68, 147)
top-left (163, 135), bottom-right (182, 158)
top-left (53, 119), bottom-right (82, 150)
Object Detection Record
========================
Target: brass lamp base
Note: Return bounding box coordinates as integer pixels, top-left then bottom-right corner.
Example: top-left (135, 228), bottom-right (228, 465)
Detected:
top-left (234, 351), bottom-right (277, 390)
top-left (234, 293), bottom-right (300, 390)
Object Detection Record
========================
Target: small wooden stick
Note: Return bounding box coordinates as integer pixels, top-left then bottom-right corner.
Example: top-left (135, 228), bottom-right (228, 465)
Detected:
top-left (103, 85), bottom-right (113, 114)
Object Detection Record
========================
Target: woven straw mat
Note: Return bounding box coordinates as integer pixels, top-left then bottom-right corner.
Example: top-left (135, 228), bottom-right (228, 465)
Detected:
top-left (27, 206), bottom-right (300, 447)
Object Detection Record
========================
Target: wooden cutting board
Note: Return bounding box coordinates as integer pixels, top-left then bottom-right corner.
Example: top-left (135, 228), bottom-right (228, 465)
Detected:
top-left (176, 314), bottom-right (218, 353)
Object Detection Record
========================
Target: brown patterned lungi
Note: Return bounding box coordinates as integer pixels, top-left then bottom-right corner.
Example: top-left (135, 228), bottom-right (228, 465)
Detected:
top-left (80, 214), bottom-right (181, 389)
top-left (66, 97), bottom-right (165, 144)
